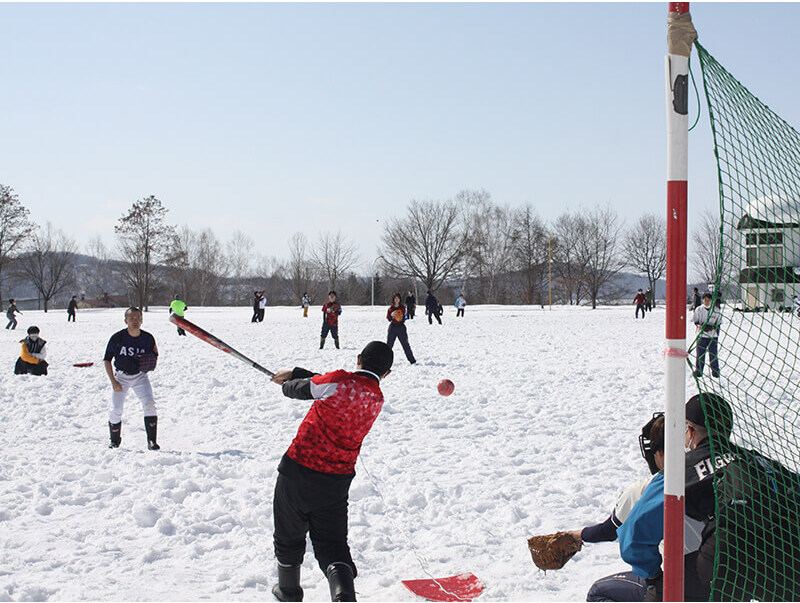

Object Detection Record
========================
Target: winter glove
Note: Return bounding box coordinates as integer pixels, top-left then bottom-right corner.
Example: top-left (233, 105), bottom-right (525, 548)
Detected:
top-left (643, 570), bottom-right (663, 602)
top-left (527, 531), bottom-right (582, 571)
top-left (135, 353), bottom-right (158, 373)
top-left (702, 323), bottom-right (717, 333)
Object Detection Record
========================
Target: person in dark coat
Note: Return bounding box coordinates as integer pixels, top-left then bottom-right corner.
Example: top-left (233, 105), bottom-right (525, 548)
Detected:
top-left (633, 289), bottom-right (647, 319)
top-left (425, 291), bottom-right (442, 325)
top-left (14, 325), bottom-right (48, 375)
top-left (67, 295), bottom-right (78, 322)
top-left (405, 291), bottom-right (416, 320)
top-left (252, 291), bottom-right (261, 323)
top-left (386, 293), bottom-right (416, 364)
top-left (690, 287), bottom-right (702, 311)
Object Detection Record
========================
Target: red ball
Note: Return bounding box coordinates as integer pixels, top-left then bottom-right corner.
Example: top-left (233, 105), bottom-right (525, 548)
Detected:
top-left (437, 379), bottom-right (455, 396)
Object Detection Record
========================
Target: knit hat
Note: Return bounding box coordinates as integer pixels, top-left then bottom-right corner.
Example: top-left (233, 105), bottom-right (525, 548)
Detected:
top-left (359, 341), bottom-right (393, 376)
top-left (686, 393), bottom-right (734, 438)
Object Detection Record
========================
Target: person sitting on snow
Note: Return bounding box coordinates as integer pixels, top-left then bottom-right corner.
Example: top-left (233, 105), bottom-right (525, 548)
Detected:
top-left (14, 325), bottom-right (48, 375)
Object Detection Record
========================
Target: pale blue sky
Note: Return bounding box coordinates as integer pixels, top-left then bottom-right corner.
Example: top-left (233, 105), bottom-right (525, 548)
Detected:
top-left (3, 2), bottom-right (800, 267)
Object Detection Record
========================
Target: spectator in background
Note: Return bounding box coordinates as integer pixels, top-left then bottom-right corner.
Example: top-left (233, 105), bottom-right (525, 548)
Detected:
top-left (302, 293), bottom-right (310, 318)
top-left (405, 291), bottom-right (416, 320)
top-left (455, 293), bottom-right (467, 317)
top-left (692, 292), bottom-right (722, 378)
top-left (633, 289), bottom-right (647, 319)
top-left (425, 291), bottom-right (442, 325)
top-left (67, 295), bottom-right (78, 322)
top-left (6, 298), bottom-right (21, 330)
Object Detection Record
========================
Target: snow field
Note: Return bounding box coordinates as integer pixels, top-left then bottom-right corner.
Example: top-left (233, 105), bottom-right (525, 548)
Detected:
top-left (1, 304), bottom-right (705, 601)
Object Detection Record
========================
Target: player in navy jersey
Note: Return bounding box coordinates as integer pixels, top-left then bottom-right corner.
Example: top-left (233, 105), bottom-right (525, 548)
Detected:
top-left (103, 307), bottom-right (161, 450)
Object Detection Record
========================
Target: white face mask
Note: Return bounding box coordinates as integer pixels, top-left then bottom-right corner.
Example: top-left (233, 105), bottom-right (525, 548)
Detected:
top-left (28, 334), bottom-right (39, 341)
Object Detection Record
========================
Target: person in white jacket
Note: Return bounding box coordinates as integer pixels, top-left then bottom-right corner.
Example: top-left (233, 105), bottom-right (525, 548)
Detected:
top-left (692, 292), bottom-right (723, 378)
top-left (455, 294), bottom-right (467, 317)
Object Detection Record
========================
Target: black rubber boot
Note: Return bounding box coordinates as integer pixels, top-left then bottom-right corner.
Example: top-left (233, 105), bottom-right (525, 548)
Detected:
top-left (144, 416), bottom-right (160, 450)
top-left (272, 563), bottom-right (303, 602)
top-left (326, 562), bottom-right (356, 602)
top-left (334, 338), bottom-right (340, 350)
top-left (320, 337), bottom-right (326, 349)
top-left (109, 421), bottom-right (122, 448)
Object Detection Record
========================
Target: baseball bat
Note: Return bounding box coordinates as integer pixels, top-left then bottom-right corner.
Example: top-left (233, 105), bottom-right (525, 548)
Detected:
top-left (169, 314), bottom-right (275, 377)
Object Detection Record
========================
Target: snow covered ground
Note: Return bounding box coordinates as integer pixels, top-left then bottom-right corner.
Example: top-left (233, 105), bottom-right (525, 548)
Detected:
top-left (0, 304), bottom-right (716, 601)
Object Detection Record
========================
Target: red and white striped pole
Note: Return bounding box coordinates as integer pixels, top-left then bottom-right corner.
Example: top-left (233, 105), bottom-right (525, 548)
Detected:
top-left (664, 2), bottom-right (695, 600)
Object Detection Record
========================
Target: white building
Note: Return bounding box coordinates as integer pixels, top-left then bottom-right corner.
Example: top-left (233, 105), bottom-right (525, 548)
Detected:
top-left (737, 196), bottom-right (800, 309)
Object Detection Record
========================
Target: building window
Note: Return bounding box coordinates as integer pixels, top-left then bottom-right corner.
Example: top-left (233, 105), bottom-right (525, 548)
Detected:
top-left (745, 232), bottom-right (784, 245)
top-left (746, 246), bottom-right (784, 267)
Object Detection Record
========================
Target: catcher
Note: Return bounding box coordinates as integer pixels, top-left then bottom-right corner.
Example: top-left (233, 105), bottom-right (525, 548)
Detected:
top-left (529, 413), bottom-right (699, 601)
top-left (386, 293), bottom-right (416, 365)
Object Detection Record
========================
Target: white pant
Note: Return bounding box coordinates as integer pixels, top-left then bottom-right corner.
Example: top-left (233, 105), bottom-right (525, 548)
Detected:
top-left (109, 371), bottom-right (157, 424)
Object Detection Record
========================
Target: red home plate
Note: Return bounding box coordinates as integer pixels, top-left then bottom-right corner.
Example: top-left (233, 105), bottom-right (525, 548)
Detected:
top-left (402, 573), bottom-right (484, 601)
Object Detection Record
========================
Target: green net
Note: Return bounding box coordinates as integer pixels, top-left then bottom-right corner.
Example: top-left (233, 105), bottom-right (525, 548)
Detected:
top-left (692, 41), bottom-right (800, 601)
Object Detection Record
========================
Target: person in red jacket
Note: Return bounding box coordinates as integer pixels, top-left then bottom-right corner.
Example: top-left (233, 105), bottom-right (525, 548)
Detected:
top-left (269, 341), bottom-right (394, 603)
top-left (633, 289), bottom-right (647, 319)
top-left (386, 292), bottom-right (416, 364)
top-left (320, 290), bottom-right (342, 349)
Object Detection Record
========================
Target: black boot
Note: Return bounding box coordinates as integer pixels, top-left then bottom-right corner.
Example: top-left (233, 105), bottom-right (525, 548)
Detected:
top-left (272, 563), bottom-right (303, 602)
top-left (320, 337), bottom-right (326, 349)
top-left (334, 338), bottom-right (340, 350)
top-left (326, 562), bottom-right (356, 602)
top-left (109, 421), bottom-right (122, 448)
top-left (144, 416), bottom-right (160, 450)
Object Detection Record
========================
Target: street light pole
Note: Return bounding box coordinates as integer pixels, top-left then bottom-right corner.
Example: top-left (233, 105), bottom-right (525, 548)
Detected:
top-left (370, 257), bottom-right (381, 306)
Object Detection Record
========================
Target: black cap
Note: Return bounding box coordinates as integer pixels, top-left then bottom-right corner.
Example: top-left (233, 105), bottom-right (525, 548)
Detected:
top-left (359, 341), bottom-right (393, 376)
top-left (686, 393), bottom-right (734, 438)
top-left (27, 325), bottom-right (40, 335)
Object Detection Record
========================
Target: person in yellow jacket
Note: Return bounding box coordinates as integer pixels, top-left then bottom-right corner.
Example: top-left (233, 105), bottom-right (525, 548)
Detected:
top-left (15, 325), bottom-right (48, 375)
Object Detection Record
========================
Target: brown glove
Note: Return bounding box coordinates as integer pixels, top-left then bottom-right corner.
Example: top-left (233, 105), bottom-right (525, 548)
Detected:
top-left (527, 531), bottom-right (582, 571)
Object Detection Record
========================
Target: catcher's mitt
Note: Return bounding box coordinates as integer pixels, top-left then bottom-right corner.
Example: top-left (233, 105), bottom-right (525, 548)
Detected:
top-left (527, 531), bottom-right (582, 571)
top-left (391, 309), bottom-right (404, 322)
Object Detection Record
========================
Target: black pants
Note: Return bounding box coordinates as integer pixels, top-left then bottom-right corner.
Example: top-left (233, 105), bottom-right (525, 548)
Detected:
top-left (251, 309), bottom-right (259, 322)
top-left (6, 317), bottom-right (17, 329)
top-left (635, 304), bottom-right (645, 319)
top-left (14, 358), bottom-right (48, 375)
top-left (695, 337), bottom-right (720, 377)
top-left (456, 308), bottom-right (464, 317)
top-left (586, 571), bottom-right (646, 601)
top-left (321, 323), bottom-right (339, 340)
top-left (387, 322), bottom-right (416, 363)
top-left (67, 311), bottom-right (76, 322)
top-left (273, 455), bottom-right (356, 576)
top-left (427, 311), bottom-right (441, 324)
top-left (407, 306), bottom-right (415, 319)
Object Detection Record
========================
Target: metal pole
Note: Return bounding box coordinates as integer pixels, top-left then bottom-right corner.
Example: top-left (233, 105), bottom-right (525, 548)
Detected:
top-left (664, 2), bottom-right (693, 599)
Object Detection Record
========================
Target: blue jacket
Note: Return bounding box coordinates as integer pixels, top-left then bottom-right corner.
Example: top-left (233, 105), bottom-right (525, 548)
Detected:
top-left (617, 473), bottom-right (665, 578)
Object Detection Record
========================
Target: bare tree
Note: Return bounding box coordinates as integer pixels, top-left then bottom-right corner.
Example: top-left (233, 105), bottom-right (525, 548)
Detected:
top-left (226, 230), bottom-right (255, 303)
top-left (460, 193), bottom-right (515, 303)
top-left (172, 227), bottom-right (227, 306)
top-left (311, 230), bottom-right (358, 292)
top-left (551, 211), bottom-right (587, 305)
top-left (691, 208), bottom-right (725, 284)
top-left (575, 205), bottom-right (625, 309)
top-left (0, 184), bottom-right (36, 307)
top-left (17, 223), bottom-right (78, 311)
top-left (287, 232), bottom-right (319, 303)
top-left (380, 199), bottom-right (468, 292)
top-left (624, 214), bottom-right (667, 296)
top-left (80, 236), bottom-right (115, 300)
top-left (509, 205), bottom-right (550, 304)
top-left (115, 195), bottom-right (177, 311)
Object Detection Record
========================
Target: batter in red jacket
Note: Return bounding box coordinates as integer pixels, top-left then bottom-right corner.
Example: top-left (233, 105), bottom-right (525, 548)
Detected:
top-left (320, 290), bottom-right (342, 349)
top-left (269, 340), bottom-right (394, 603)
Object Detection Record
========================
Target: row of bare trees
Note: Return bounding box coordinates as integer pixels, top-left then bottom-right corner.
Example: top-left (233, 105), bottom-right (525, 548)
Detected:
top-left (0, 182), bottom-right (724, 311)
top-left (379, 190), bottom-right (672, 308)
